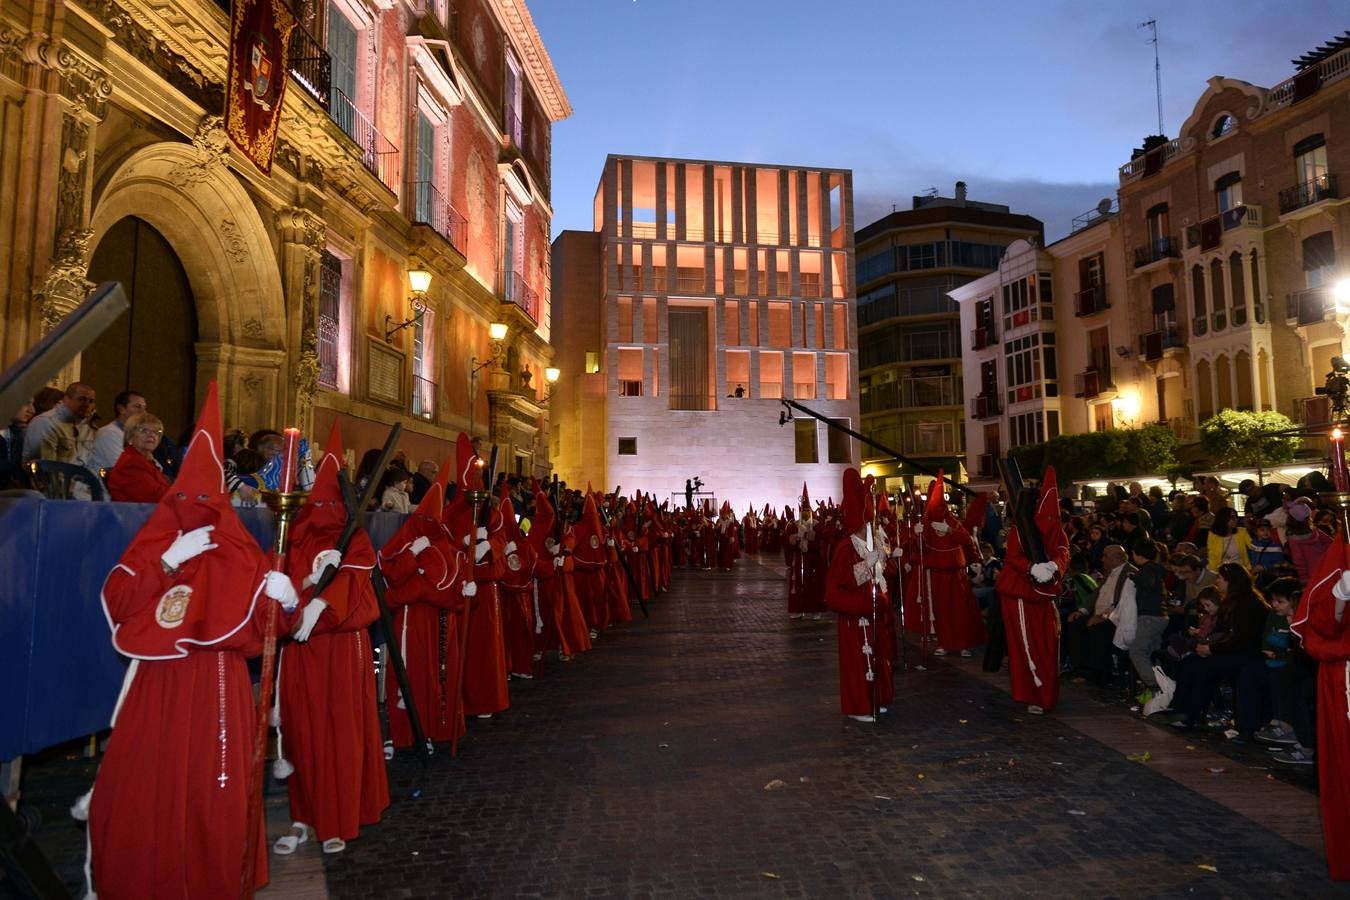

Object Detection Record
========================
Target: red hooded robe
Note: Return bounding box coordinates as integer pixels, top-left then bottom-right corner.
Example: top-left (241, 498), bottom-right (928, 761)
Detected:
top-left (918, 472), bottom-right (986, 653)
top-left (823, 468), bottom-right (888, 717)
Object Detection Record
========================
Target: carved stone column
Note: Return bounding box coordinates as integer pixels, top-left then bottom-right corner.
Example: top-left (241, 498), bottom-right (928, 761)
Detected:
top-left (277, 206), bottom-right (326, 434)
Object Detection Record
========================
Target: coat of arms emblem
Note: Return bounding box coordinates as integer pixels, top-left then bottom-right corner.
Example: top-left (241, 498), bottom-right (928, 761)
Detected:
top-left (156, 585), bottom-right (193, 629)
top-left (248, 33), bottom-right (275, 110)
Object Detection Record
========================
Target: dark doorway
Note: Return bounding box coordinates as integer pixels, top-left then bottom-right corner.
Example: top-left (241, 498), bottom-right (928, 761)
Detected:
top-left (83, 217), bottom-right (197, 441)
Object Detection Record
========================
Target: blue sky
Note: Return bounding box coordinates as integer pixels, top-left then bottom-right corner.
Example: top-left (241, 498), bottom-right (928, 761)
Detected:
top-left (532, 1), bottom-right (1346, 241)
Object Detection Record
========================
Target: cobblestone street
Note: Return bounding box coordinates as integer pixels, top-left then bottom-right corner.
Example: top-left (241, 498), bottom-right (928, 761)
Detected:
top-left (8, 556), bottom-right (1347, 898)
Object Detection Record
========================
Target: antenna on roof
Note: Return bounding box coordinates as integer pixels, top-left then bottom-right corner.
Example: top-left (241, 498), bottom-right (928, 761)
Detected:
top-left (1139, 18), bottom-right (1164, 135)
top-left (923, 187), bottom-right (938, 198)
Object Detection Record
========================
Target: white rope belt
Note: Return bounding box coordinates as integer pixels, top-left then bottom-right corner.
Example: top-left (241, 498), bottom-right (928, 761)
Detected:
top-left (1017, 598), bottom-right (1043, 687)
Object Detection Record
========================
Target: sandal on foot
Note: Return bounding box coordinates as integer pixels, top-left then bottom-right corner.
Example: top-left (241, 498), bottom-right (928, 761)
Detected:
top-left (322, 838), bottom-right (346, 854)
top-left (274, 823), bottom-right (310, 855)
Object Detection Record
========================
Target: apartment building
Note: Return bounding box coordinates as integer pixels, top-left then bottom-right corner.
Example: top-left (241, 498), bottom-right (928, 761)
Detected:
top-left (550, 155), bottom-right (860, 511)
top-left (956, 31), bottom-right (1350, 481)
top-left (854, 186), bottom-right (1042, 487)
top-left (2, 0), bottom-right (567, 474)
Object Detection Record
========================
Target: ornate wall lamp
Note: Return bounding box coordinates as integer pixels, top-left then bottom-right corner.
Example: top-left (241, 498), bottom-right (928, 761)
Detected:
top-left (540, 366), bottom-right (561, 404)
top-left (384, 268), bottom-right (433, 343)
top-left (468, 321), bottom-right (509, 439)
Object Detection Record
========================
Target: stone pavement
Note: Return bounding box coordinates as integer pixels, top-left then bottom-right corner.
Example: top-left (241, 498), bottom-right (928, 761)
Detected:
top-left (6, 554), bottom-right (1347, 898)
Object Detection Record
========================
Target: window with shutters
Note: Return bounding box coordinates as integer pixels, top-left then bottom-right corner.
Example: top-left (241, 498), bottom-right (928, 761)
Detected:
top-left (318, 249), bottom-right (346, 391)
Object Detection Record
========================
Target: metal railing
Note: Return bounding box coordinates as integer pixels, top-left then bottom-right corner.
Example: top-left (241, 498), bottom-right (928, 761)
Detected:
top-left (1279, 173), bottom-right (1338, 215)
top-left (1287, 287), bottom-right (1332, 326)
top-left (1073, 369), bottom-right (1111, 398)
top-left (1268, 45), bottom-right (1350, 110)
top-left (1232, 302), bottom-right (1247, 327)
top-left (407, 181), bottom-right (468, 255)
top-left (902, 375), bottom-right (962, 407)
top-left (1119, 138), bottom-right (1182, 182)
top-left (1074, 283), bottom-right (1109, 316)
top-left (411, 374), bottom-right (436, 419)
top-left (1211, 307), bottom-right (1227, 333)
top-left (287, 24), bottom-right (331, 110)
top-left (1139, 325), bottom-right (1184, 360)
top-left (1071, 198), bottom-right (1118, 233)
top-left (970, 323), bottom-right (997, 350)
top-left (971, 394), bottom-right (1000, 419)
top-left (329, 88), bottom-right (398, 190)
top-left (901, 422), bottom-right (962, 456)
top-left (505, 271), bottom-right (539, 322)
top-left (1133, 236), bottom-right (1180, 268)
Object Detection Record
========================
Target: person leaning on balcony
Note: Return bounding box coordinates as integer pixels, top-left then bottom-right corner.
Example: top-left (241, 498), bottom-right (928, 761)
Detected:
top-left (1208, 507), bottom-right (1252, 572)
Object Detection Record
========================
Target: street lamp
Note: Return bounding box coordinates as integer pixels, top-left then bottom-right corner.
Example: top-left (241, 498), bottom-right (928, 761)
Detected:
top-left (469, 321), bottom-right (509, 440)
top-left (541, 366), bottom-right (561, 404)
top-left (1333, 276), bottom-right (1350, 313)
top-left (384, 268), bottom-right (433, 343)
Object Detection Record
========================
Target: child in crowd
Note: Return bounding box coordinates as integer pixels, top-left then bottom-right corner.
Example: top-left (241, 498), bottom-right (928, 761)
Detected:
top-left (1168, 586), bottom-right (1220, 660)
top-left (379, 465), bottom-right (413, 513)
top-left (1256, 578), bottom-right (1317, 766)
top-left (1247, 518), bottom-right (1287, 572)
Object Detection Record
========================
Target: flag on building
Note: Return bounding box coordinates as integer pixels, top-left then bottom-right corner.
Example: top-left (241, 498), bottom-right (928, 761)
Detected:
top-left (224, 0), bottom-right (297, 174)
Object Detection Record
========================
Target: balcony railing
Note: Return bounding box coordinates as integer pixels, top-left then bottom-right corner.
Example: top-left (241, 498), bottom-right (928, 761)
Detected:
top-left (329, 88), bottom-right (398, 190)
top-left (901, 422), bottom-right (962, 456)
top-left (1185, 204), bottom-right (1264, 250)
top-left (1279, 173), bottom-right (1338, 215)
top-left (1119, 138), bottom-right (1183, 183)
top-left (901, 375), bottom-right (962, 408)
top-left (1287, 287), bottom-right (1333, 327)
top-left (406, 181), bottom-right (468, 255)
top-left (1074, 283), bottom-right (1109, 316)
top-left (1211, 307), bottom-right (1227, 333)
top-left (411, 374), bottom-right (436, 419)
top-left (971, 394), bottom-right (1000, 420)
top-left (1139, 325), bottom-right (1184, 361)
top-left (970, 323), bottom-right (997, 350)
top-left (1133, 236), bottom-right (1180, 269)
top-left (287, 23), bottom-right (331, 110)
top-left (1192, 313), bottom-right (1209, 338)
top-left (1268, 45), bottom-right (1350, 110)
top-left (976, 453), bottom-right (997, 479)
top-left (1073, 369), bottom-right (1111, 399)
top-left (505, 271), bottom-right (539, 322)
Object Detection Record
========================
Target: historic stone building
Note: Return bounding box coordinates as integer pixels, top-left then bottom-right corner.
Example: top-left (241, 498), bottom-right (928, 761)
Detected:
top-left (1, 0), bottom-right (567, 474)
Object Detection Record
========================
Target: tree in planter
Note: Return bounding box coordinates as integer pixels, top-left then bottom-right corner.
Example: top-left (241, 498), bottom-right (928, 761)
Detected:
top-left (1007, 424), bottom-right (1177, 484)
top-left (1198, 409), bottom-right (1300, 468)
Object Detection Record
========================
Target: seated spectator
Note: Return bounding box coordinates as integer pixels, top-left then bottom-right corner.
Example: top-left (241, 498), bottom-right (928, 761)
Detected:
top-left (1247, 518), bottom-right (1286, 574)
top-left (90, 390), bottom-right (147, 472)
top-left (1207, 507), bottom-right (1251, 572)
top-left (106, 414), bottom-right (171, 503)
top-left (1067, 544), bottom-right (1132, 683)
top-left (22, 382), bottom-right (97, 465)
top-left (227, 448), bottom-right (266, 507)
top-left (1168, 586), bottom-right (1220, 661)
top-left (379, 465), bottom-right (413, 513)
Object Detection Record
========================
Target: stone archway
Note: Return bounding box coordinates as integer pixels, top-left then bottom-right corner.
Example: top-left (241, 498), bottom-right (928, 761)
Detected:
top-left (87, 141), bottom-right (287, 431)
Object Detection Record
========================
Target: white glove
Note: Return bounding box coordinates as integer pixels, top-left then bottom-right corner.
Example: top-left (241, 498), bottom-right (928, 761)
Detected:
top-left (553, 556), bottom-right (565, 568)
top-left (264, 571), bottom-right (299, 612)
top-left (606, 538), bottom-right (616, 547)
top-left (410, 536), bottom-right (431, 556)
top-left (474, 540), bottom-right (491, 563)
top-left (968, 562), bottom-right (984, 582)
top-left (931, 521), bottom-right (950, 536)
top-left (161, 525), bottom-right (217, 571)
top-left (476, 526), bottom-right (487, 540)
top-left (303, 549), bottom-right (342, 588)
top-left (462, 581), bottom-right (478, 598)
top-left (504, 541), bottom-right (517, 556)
top-left (1030, 561), bottom-right (1059, 584)
top-left (1333, 571), bottom-right (1350, 602)
top-left (547, 540), bottom-right (561, 556)
top-left (903, 563), bottom-right (912, 573)
top-left (891, 547), bottom-right (903, 559)
top-left (293, 598), bottom-right (327, 641)
top-left (913, 523), bottom-right (925, 535)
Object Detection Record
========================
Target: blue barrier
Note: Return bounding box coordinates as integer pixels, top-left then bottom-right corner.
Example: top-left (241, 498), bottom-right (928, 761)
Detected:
top-left (0, 498), bottom-right (408, 761)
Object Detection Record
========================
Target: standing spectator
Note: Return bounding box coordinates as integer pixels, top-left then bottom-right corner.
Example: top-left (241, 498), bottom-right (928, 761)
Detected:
top-left (1207, 507), bottom-right (1252, 572)
top-left (378, 465), bottom-right (413, 513)
top-left (22, 382), bottom-right (97, 465)
top-left (409, 460), bottom-right (439, 505)
top-left (1, 398), bottom-right (35, 488)
top-left (1285, 500), bottom-right (1331, 582)
top-left (1128, 539), bottom-right (1169, 692)
top-left (106, 413), bottom-right (171, 503)
top-left (354, 448), bottom-right (383, 502)
top-left (90, 390), bottom-right (147, 472)
top-left (1147, 486), bottom-right (1171, 539)
top-left (1238, 478), bottom-right (1284, 522)
top-left (1166, 492), bottom-right (1193, 546)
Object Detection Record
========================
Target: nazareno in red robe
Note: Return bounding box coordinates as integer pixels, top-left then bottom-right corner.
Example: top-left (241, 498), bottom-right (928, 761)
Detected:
top-left (528, 489), bottom-right (591, 657)
top-left (274, 424), bottom-right (389, 843)
top-left (919, 480), bottom-right (987, 653)
top-left (89, 381), bottom-right (272, 899)
top-left (379, 460), bottom-right (469, 747)
top-left (445, 490), bottom-right (511, 717)
top-left (496, 490), bottom-right (540, 677)
top-left (1291, 535), bottom-right (1350, 881)
top-left (995, 467), bottom-right (1070, 711)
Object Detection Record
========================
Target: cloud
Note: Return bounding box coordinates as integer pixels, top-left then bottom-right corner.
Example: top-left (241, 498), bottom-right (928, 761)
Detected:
top-left (853, 173), bottom-right (1120, 244)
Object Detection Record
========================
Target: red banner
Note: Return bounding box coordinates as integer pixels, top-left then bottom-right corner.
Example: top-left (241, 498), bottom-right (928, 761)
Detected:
top-left (224, 0), bottom-right (297, 175)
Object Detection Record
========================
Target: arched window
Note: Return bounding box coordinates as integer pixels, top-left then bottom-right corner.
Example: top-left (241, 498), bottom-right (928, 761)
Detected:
top-left (1211, 114), bottom-right (1236, 139)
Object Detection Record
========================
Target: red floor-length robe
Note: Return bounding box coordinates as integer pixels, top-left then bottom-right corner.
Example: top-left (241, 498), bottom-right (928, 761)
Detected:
top-left (1292, 536), bottom-right (1350, 881)
top-left (996, 467), bottom-right (1070, 711)
top-left (528, 490), bottom-right (592, 657)
top-left (450, 496), bottom-right (511, 717)
top-left (276, 425), bottom-right (388, 843)
top-left (496, 491), bottom-right (540, 677)
top-left (824, 475), bottom-right (891, 717)
top-left (90, 382), bottom-right (271, 899)
top-left (920, 479), bottom-right (987, 653)
top-left (573, 496), bottom-right (610, 632)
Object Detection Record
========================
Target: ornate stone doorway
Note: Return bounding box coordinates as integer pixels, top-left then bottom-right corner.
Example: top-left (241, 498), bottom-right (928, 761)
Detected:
top-left (83, 216), bottom-right (197, 440)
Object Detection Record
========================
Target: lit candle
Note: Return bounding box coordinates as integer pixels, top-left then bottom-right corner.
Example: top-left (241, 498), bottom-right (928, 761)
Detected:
top-left (279, 427), bottom-right (301, 493)
top-left (1332, 427), bottom-right (1349, 493)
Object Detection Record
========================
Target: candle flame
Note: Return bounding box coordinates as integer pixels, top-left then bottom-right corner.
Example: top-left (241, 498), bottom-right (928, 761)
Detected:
top-left (1336, 428), bottom-right (1344, 441)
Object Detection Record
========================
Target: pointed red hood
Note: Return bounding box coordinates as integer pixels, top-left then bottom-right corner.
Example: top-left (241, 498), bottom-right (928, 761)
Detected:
top-left (963, 491), bottom-right (989, 536)
top-left (841, 467), bottom-right (868, 535)
top-left (290, 419), bottom-right (348, 563)
top-left (923, 470), bottom-right (952, 525)
top-left (1035, 466), bottom-right (1061, 533)
top-left (571, 491), bottom-right (607, 567)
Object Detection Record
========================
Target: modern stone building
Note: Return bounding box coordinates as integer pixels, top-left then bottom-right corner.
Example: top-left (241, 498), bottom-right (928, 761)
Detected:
top-left (550, 155), bottom-right (860, 512)
top-left (953, 31), bottom-right (1350, 483)
top-left (853, 186), bottom-right (1041, 488)
top-left (1, 0), bottom-right (567, 474)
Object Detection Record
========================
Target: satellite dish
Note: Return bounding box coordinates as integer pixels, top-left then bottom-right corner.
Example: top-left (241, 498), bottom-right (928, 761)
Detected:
top-left (1096, 198), bottom-right (1113, 215)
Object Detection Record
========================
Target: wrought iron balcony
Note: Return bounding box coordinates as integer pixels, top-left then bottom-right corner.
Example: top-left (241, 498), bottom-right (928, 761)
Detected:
top-left (969, 323), bottom-right (997, 351)
top-left (406, 181), bottom-right (468, 256)
top-left (1073, 369), bottom-right (1112, 399)
top-left (1074, 283), bottom-right (1109, 316)
top-left (1185, 204), bottom-right (1263, 251)
top-left (329, 88), bottom-right (398, 190)
top-left (504, 270), bottom-right (539, 322)
top-left (1286, 287), bottom-right (1333, 326)
top-left (1279, 173), bottom-right (1338, 215)
top-left (1133, 236), bottom-right (1180, 269)
top-left (1139, 325), bottom-right (1184, 361)
top-left (411, 374), bottom-right (436, 420)
top-left (287, 24), bottom-right (330, 110)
